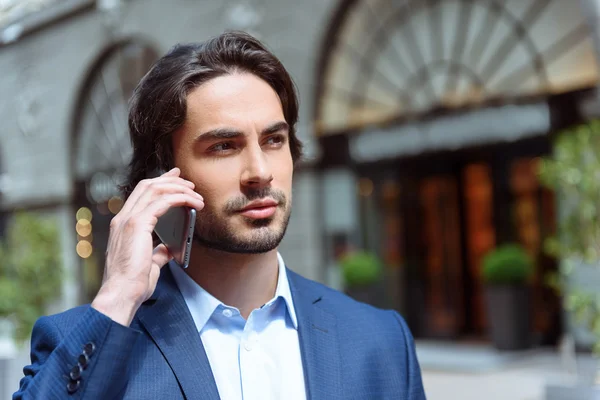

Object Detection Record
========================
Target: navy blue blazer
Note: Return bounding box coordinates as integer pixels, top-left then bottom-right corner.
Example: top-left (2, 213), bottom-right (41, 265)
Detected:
top-left (14, 266), bottom-right (426, 399)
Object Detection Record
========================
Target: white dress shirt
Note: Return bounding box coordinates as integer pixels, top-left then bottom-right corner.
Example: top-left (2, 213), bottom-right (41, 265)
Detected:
top-left (170, 253), bottom-right (307, 400)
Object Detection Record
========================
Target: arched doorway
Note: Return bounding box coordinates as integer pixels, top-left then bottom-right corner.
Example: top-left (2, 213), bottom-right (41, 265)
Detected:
top-left (316, 0), bottom-right (600, 343)
top-left (316, 0), bottom-right (598, 133)
top-left (71, 38), bottom-right (159, 302)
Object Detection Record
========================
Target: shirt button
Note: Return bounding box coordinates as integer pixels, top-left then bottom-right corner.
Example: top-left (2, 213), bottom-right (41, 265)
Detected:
top-left (244, 341), bottom-right (253, 351)
top-left (222, 309), bottom-right (233, 318)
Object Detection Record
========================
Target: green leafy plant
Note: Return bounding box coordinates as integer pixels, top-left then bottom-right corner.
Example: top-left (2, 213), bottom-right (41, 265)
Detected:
top-left (340, 251), bottom-right (382, 288)
top-left (538, 120), bottom-right (600, 263)
top-left (0, 211), bottom-right (62, 343)
top-left (482, 244), bottom-right (533, 285)
top-left (538, 119), bottom-right (600, 354)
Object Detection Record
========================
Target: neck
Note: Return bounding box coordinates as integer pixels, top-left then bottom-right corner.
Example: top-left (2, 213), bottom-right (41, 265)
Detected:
top-left (185, 245), bottom-right (280, 319)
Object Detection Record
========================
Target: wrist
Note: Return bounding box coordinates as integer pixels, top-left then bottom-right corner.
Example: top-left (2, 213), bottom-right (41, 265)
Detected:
top-left (91, 284), bottom-right (140, 327)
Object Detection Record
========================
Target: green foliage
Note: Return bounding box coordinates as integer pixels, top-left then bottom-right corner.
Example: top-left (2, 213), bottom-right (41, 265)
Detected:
top-left (563, 289), bottom-right (600, 355)
top-left (538, 120), bottom-right (600, 263)
top-left (538, 119), bottom-right (600, 355)
top-left (340, 251), bottom-right (382, 288)
top-left (0, 212), bottom-right (62, 343)
top-left (482, 244), bottom-right (533, 285)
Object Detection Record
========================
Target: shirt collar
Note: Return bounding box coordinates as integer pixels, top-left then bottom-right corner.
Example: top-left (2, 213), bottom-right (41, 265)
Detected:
top-left (169, 252), bottom-right (298, 333)
top-left (275, 252), bottom-right (298, 328)
top-left (170, 261), bottom-right (221, 334)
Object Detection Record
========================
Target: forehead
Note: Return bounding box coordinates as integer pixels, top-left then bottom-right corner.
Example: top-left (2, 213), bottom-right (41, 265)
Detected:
top-left (185, 72), bottom-right (285, 130)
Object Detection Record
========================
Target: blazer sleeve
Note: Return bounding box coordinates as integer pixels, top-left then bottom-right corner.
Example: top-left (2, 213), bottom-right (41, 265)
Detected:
top-left (13, 307), bottom-right (142, 400)
top-left (391, 310), bottom-right (427, 400)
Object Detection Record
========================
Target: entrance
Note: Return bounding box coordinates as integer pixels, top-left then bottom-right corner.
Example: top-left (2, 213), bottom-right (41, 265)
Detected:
top-left (358, 136), bottom-right (561, 343)
top-left (315, 0), bottom-right (595, 348)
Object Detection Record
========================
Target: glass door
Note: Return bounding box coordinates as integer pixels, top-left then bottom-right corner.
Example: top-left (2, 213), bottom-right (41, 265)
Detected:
top-left (418, 175), bottom-right (465, 338)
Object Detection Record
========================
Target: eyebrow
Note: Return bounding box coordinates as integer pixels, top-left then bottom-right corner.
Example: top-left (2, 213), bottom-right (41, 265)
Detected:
top-left (195, 121), bottom-right (289, 142)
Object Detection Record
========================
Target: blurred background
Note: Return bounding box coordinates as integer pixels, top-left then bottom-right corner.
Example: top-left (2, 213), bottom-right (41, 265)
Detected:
top-left (3, 0), bottom-right (600, 399)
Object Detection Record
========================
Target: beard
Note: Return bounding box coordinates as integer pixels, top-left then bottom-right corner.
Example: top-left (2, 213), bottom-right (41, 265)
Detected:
top-left (192, 187), bottom-right (291, 254)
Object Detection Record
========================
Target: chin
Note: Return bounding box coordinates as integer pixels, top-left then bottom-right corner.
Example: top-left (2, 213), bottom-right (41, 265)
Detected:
top-left (239, 222), bottom-right (285, 242)
top-left (193, 222), bottom-right (287, 254)
top-left (193, 208), bottom-right (291, 254)
top-left (243, 216), bottom-right (277, 228)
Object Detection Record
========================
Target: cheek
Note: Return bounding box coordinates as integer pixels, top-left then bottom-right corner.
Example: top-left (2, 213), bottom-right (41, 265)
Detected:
top-left (192, 179), bottom-right (223, 204)
top-left (275, 156), bottom-right (294, 188)
top-left (171, 131), bottom-right (193, 166)
top-left (188, 167), bottom-right (238, 208)
top-left (275, 173), bottom-right (293, 208)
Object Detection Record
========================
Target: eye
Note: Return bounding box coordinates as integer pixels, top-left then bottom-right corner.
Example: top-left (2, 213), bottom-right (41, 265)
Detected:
top-left (264, 134), bottom-right (286, 148)
top-left (208, 142), bottom-right (236, 153)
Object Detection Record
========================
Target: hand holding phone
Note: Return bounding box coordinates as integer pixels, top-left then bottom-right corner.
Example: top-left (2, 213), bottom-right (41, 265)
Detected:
top-left (150, 168), bottom-right (197, 269)
top-left (91, 167), bottom-right (203, 326)
top-left (154, 199), bottom-right (196, 269)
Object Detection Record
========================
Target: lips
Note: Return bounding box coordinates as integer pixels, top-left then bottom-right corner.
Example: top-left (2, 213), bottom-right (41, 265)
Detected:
top-left (238, 199), bottom-right (279, 219)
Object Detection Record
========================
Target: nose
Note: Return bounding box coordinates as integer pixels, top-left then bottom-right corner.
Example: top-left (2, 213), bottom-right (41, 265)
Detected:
top-left (240, 144), bottom-right (273, 188)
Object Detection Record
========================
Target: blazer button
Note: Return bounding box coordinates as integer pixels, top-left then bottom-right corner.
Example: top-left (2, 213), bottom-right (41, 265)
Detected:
top-left (83, 342), bottom-right (96, 357)
top-left (66, 379), bottom-right (80, 394)
top-left (70, 365), bottom-right (82, 380)
top-left (78, 353), bottom-right (89, 369)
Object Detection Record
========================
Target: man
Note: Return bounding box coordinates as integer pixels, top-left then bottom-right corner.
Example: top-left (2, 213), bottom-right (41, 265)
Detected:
top-left (14, 31), bottom-right (426, 399)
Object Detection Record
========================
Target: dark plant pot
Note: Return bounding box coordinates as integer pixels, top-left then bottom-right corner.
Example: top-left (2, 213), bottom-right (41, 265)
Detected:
top-left (485, 284), bottom-right (532, 350)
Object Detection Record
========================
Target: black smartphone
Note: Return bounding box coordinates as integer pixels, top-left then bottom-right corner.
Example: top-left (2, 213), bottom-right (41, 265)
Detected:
top-left (150, 169), bottom-right (196, 269)
top-left (154, 206), bottom-right (196, 269)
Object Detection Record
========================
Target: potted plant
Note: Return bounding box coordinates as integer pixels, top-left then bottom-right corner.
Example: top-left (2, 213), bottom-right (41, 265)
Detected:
top-left (340, 251), bottom-right (384, 306)
top-left (538, 120), bottom-right (600, 353)
top-left (538, 120), bottom-right (600, 397)
top-left (482, 243), bottom-right (533, 350)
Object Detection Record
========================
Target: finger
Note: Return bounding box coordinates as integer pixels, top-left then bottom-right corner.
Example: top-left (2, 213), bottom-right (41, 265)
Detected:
top-left (130, 183), bottom-right (203, 214)
top-left (152, 176), bottom-right (195, 187)
top-left (120, 176), bottom-right (196, 216)
top-left (164, 167), bottom-right (180, 177)
top-left (149, 193), bottom-right (205, 215)
top-left (152, 244), bottom-right (172, 268)
top-left (136, 193), bottom-right (205, 232)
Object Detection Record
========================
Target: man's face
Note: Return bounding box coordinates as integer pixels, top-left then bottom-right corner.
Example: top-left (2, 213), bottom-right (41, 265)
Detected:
top-left (172, 72), bottom-right (293, 254)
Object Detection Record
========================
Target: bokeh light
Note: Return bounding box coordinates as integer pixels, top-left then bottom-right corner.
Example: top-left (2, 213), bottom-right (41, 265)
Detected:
top-left (76, 207), bottom-right (92, 222)
top-left (108, 196), bottom-right (123, 214)
top-left (76, 219), bottom-right (92, 237)
top-left (76, 240), bottom-right (93, 259)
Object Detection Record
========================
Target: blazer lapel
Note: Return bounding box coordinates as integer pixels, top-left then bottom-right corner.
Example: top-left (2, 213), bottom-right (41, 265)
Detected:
top-left (136, 265), bottom-right (220, 400)
top-left (287, 269), bottom-right (343, 400)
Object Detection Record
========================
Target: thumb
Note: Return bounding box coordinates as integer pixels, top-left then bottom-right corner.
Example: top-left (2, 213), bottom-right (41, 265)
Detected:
top-left (152, 244), bottom-right (172, 268)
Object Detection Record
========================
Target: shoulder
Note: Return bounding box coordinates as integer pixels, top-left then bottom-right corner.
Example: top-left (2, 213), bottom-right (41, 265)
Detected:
top-left (286, 269), bottom-right (409, 334)
top-left (287, 270), bottom-right (425, 396)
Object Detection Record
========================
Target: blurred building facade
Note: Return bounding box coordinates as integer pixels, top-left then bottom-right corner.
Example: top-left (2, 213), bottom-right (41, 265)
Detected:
top-left (2, 0), bottom-right (600, 349)
top-left (0, 0), bottom-right (332, 309)
top-left (316, 0), bottom-right (600, 347)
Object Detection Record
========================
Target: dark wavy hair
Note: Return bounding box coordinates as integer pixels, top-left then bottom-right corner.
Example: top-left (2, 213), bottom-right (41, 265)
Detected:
top-left (120, 30), bottom-right (302, 199)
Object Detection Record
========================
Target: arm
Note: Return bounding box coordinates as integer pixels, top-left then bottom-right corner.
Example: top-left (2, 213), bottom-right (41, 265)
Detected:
top-left (391, 311), bottom-right (427, 400)
top-left (14, 168), bottom-right (203, 399)
top-left (13, 307), bottom-right (141, 400)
